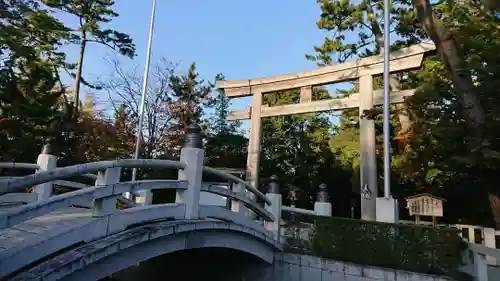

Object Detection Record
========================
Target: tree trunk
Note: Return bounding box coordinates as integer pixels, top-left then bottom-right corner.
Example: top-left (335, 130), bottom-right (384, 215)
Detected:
top-left (73, 35), bottom-right (87, 109)
top-left (488, 193), bottom-right (500, 229)
top-left (411, 0), bottom-right (485, 127)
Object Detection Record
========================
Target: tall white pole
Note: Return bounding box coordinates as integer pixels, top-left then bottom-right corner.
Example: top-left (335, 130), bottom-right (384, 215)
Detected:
top-left (132, 0), bottom-right (157, 182)
top-left (383, 0), bottom-right (391, 198)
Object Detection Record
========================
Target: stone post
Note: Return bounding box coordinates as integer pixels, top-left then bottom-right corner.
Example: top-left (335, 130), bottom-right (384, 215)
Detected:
top-left (314, 183), bottom-right (332, 217)
top-left (231, 182), bottom-right (247, 217)
top-left (265, 175), bottom-right (282, 241)
top-left (473, 250), bottom-right (488, 281)
top-left (135, 187), bottom-right (153, 205)
top-left (34, 139), bottom-right (58, 201)
top-left (376, 197), bottom-right (399, 223)
top-left (175, 123), bottom-right (204, 219)
top-left (133, 156), bottom-right (153, 205)
top-left (93, 167), bottom-right (121, 217)
top-left (483, 227), bottom-right (497, 265)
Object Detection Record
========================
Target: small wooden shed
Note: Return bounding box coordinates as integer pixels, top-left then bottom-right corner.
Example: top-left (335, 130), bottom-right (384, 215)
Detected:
top-left (405, 193), bottom-right (446, 225)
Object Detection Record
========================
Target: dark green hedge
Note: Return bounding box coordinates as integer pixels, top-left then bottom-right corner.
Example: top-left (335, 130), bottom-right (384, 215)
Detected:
top-left (284, 215), bottom-right (468, 278)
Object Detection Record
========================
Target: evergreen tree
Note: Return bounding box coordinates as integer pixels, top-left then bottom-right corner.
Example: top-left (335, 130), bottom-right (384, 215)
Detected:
top-left (0, 0), bottom-right (71, 163)
top-left (204, 74), bottom-right (246, 169)
top-left (259, 88), bottom-right (352, 215)
top-left (44, 0), bottom-right (136, 108)
top-left (308, 0), bottom-right (500, 226)
top-left (307, 0), bottom-right (484, 127)
top-left (210, 73), bottom-right (242, 135)
top-left (167, 63), bottom-right (214, 153)
top-left (113, 104), bottom-right (135, 158)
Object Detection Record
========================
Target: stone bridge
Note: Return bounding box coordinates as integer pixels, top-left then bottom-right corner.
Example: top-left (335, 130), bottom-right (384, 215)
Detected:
top-left (0, 125), bottom-right (498, 281)
top-left (0, 125), bottom-right (288, 280)
top-left (0, 124), bottom-right (499, 281)
top-left (0, 126), bottom-right (498, 281)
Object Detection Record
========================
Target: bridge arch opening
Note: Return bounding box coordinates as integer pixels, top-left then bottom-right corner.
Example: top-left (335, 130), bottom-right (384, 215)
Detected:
top-left (103, 247), bottom-right (270, 281)
top-left (30, 224), bottom-right (281, 281)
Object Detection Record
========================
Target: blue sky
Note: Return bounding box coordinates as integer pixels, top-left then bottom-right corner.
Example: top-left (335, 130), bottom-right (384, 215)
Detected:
top-left (57, 0), bottom-right (339, 129)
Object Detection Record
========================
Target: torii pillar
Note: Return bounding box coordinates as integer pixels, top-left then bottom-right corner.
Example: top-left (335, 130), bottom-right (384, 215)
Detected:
top-left (246, 89), bottom-right (263, 201)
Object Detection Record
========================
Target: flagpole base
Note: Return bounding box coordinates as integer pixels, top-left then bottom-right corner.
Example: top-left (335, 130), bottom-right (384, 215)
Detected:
top-left (376, 197), bottom-right (399, 223)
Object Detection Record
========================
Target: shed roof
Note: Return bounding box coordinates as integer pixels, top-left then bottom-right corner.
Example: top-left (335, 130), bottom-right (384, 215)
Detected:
top-left (405, 193), bottom-right (447, 202)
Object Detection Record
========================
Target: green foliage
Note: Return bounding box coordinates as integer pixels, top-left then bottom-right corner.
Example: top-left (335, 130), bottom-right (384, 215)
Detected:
top-left (260, 88), bottom-right (353, 211)
top-left (0, 0), bottom-right (71, 64)
top-left (306, 0), bottom-right (423, 66)
top-left (0, 62), bottom-right (62, 162)
top-left (167, 63), bottom-right (215, 150)
top-left (210, 73), bottom-right (242, 135)
top-left (204, 73), bottom-right (247, 169)
top-left (44, 0), bottom-right (135, 56)
top-left (306, 0), bottom-right (500, 226)
top-left (0, 0), bottom-right (70, 163)
top-left (204, 134), bottom-right (247, 169)
top-left (287, 216), bottom-right (468, 278)
top-left (44, 0), bottom-right (135, 102)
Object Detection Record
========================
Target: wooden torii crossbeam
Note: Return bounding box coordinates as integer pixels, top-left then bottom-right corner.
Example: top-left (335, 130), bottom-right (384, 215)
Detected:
top-left (216, 43), bottom-right (436, 220)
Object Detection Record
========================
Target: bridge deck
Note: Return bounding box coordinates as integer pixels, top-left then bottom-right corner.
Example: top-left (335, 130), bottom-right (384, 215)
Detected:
top-left (0, 207), bottom-right (93, 253)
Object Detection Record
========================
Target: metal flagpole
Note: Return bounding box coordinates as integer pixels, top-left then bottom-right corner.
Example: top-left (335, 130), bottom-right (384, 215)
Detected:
top-left (383, 0), bottom-right (391, 198)
top-left (132, 0), bottom-right (157, 183)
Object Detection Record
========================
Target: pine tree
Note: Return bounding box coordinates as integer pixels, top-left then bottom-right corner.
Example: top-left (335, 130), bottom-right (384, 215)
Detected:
top-left (307, 0), bottom-right (484, 127)
top-left (44, 0), bottom-right (136, 108)
top-left (308, 0), bottom-right (500, 225)
top-left (0, 0), bottom-right (71, 162)
top-left (167, 63), bottom-right (214, 152)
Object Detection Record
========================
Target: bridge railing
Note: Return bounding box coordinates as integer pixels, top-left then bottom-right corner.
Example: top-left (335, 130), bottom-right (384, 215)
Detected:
top-left (399, 219), bottom-right (500, 266)
top-left (258, 178), bottom-right (333, 246)
top-left (0, 124), bottom-right (280, 240)
top-left (399, 221), bottom-right (500, 281)
top-left (0, 162), bottom-right (137, 208)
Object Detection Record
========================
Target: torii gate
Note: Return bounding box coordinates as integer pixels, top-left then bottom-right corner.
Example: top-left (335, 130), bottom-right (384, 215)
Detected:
top-left (216, 43), bottom-right (436, 221)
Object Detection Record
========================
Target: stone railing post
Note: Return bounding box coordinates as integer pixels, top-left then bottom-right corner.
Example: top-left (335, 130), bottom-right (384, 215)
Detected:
top-left (175, 123), bottom-right (204, 219)
top-left (484, 227), bottom-right (497, 264)
top-left (231, 182), bottom-right (247, 217)
top-left (473, 250), bottom-right (488, 281)
top-left (93, 167), bottom-right (121, 217)
top-left (265, 175), bottom-right (282, 241)
top-left (134, 155), bottom-right (153, 205)
top-left (34, 139), bottom-right (58, 201)
top-left (314, 183), bottom-right (332, 216)
top-left (135, 188), bottom-right (153, 205)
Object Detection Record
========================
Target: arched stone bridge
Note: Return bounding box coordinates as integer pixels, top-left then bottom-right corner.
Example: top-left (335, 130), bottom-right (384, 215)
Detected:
top-left (0, 126), bottom-right (287, 280)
